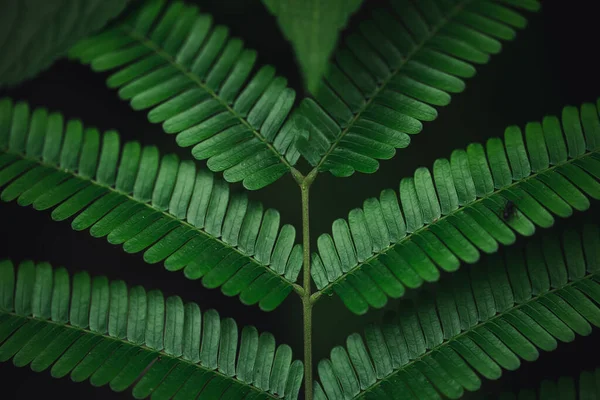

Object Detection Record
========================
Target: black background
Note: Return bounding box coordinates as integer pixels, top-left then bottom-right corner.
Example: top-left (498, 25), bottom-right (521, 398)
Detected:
top-left (1, 0), bottom-right (600, 398)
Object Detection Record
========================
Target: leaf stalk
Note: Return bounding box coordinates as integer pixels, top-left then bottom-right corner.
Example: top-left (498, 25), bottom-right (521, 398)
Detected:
top-left (300, 173), bottom-right (313, 400)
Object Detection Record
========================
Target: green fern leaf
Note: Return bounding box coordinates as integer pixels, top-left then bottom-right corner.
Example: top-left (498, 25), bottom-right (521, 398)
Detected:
top-left (314, 224), bottom-right (600, 399)
top-left (495, 367), bottom-right (600, 399)
top-left (0, 98), bottom-right (303, 310)
top-left (0, 0), bottom-right (130, 87)
top-left (311, 100), bottom-right (600, 314)
top-left (262, 0), bottom-right (364, 93)
top-left (68, 0), bottom-right (301, 190)
top-left (294, 0), bottom-right (541, 176)
top-left (0, 259), bottom-right (303, 399)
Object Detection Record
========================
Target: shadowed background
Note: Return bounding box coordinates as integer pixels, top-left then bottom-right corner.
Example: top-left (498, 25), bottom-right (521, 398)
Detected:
top-left (1, 0), bottom-right (600, 398)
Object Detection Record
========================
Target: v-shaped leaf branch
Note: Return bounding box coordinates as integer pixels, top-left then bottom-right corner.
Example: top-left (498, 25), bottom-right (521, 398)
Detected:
top-left (70, 0), bottom-right (303, 190)
top-left (314, 223), bottom-right (600, 399)
top-left (0, 98), bottom-right (303, 311)
top-left (310, 101), bottom-right (600, 314)
top-left (295, 0), bottom-right (540, 178)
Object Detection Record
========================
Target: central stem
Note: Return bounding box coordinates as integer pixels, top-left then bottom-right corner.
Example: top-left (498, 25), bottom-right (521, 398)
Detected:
top-left (297, 169), bottom-right (316, 400)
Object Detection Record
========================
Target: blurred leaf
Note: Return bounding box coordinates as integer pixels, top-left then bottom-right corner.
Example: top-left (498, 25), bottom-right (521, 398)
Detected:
top-left (262, 0), bottom-right (363, 93)
top-left (0, 0), bottom-right (130, 87)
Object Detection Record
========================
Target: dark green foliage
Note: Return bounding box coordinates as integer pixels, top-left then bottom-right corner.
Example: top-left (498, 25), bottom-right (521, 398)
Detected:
top-left (0, 98), bottom-right (302, 311)
top-left (495, 367), bottom-right (600, 399)
top-left (294, 0), bottom-right (540, 177)
top-left (1, 0), bottom-right (598, 399)
top-left (312, 101), bottom-right (600, 314)
top-left (0, 259), bottom-right (303, 399)
top-left (262, 0), bottom-right (364, 93)
top-left (69, 0), bottom-right (301, 190)
top-left (0, 0), bottom-right (130, 87)
top-left (314, 224), bottom-right (600, 399)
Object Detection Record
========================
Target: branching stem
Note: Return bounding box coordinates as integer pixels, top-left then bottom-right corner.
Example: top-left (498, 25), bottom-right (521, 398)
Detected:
top-left (299, 168), bottom-right (316, 400)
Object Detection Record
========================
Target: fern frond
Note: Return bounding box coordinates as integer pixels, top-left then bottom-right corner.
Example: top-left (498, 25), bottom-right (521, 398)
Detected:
top-left (496, 367), bottom-right (600, 399)
top-left (294, 0), bottom-right (540, 176)
top-left (314, 224), bottom-right (600, 399)
top-left (0, 0), bottom-right (129, 87)
top-left (69, 0), bottom-right (300, 190)
top-left (0, 98), bottom-right (303, 310)
top-left (0, 259), bottom-right (303, 399)
top-left (311, 100), bottom-right (600, 314)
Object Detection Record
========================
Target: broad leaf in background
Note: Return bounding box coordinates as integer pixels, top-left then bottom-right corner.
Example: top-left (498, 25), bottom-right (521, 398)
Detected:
top-left (0, 0), bottom-right (130, 87)
top-left (262, 0), bottom-right (364, 94)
